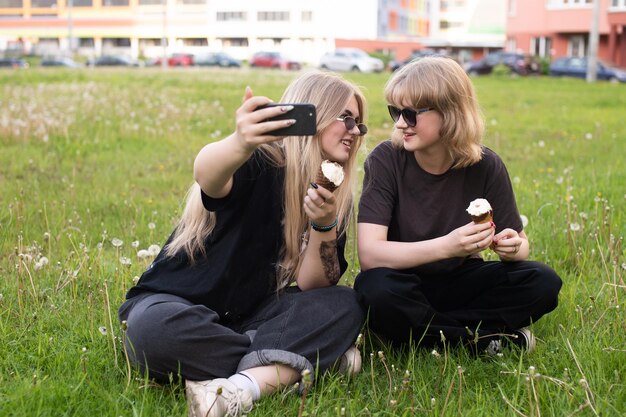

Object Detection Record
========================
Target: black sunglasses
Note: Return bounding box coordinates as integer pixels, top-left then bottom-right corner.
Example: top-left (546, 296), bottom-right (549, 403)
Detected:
top-left (337, 115), bottom-right (368, 135)
top-left (387, 105), bottom-right (435, 127)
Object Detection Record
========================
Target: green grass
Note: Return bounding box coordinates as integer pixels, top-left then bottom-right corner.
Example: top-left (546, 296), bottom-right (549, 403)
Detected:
top-left (1, 67), bottom-right (625, 416)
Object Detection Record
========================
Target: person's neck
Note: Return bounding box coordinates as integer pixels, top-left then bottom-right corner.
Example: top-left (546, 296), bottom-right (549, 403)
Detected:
top-left (414, 150), bottom-right (454, 175)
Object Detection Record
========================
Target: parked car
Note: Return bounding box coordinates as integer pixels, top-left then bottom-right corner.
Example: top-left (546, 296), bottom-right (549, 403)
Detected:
top-left (168, 53), bottom-right (194, 66)
top-left (40, 56), bottom-right (83, 68)
top-left (90, 55), bottom-right (142, 67)
top-left (0, 57), bottom-right (28, 68)
top-left (388, 49), bottom-right (437, 72)
top-left (194, 52), bottom-right (241, 67)
top-left (549, 56), bottom-right (626, 83)
top-left (250, 52), bottom-right (301, 70)
top-left (319, 48), bottom-right (384, 73)
top-left (465, 52), bottom-right (540, 76)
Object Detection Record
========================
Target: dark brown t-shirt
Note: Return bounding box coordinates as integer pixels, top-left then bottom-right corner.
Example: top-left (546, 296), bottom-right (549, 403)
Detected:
top-left (358, 140), bottom-right (522, 274)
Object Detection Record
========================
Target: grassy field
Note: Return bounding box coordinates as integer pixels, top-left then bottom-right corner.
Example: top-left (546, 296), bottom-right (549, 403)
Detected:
top-left (1, 67), bottom-right (624, 416)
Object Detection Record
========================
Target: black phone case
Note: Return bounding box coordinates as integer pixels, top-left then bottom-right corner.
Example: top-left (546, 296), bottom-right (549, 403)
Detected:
top-left (258, 103), bottom-right (317, 136)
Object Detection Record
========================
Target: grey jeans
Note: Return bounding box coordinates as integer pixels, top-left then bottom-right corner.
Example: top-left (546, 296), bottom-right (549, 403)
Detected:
top-left (118, 286), bottom-right (364, 383)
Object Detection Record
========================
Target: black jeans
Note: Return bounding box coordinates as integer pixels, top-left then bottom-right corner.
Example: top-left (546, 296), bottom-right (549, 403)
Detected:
top-left (118, 286), bottom-right (365, 383)
top-left (354, 259), bottom-right (562, 348)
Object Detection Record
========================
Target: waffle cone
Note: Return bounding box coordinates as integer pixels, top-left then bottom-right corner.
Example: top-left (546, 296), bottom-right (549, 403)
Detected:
top-left (315, 170), bottom-right (338, 192)
top-left (471, 210), bottom-right (493, 224)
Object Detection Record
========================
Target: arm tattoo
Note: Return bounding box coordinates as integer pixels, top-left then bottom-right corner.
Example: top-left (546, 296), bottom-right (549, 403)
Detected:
top-left (319, 240), bottom-right (340, 284)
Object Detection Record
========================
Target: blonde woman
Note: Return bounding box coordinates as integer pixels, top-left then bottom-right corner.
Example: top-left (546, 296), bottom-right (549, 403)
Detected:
top-left (355, 56), bottom-right (562, 355)
top-left (119, 71), bottom-right (367, 417)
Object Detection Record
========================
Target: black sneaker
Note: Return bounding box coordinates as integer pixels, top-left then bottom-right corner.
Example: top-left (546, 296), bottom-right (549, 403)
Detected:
top-left (482, 328), bottom-right (536, 355)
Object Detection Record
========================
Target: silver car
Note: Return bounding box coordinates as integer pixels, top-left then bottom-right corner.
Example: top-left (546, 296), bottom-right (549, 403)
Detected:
top-left (319, 48), bottom-right (384, 73)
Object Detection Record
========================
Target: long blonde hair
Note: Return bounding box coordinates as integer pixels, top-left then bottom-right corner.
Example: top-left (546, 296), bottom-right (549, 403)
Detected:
top-left (165, 71), bottom-right (366, 288)
top-left (385, 56), bottom-right (484, 168)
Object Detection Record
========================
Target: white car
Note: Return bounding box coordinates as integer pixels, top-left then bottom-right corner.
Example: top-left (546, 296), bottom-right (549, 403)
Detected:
top-left (319, 48), bottom-right (384, 73)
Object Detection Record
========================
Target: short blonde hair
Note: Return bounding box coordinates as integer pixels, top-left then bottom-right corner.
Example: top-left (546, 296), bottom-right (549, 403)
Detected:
top-left (384, 56), bottom-right (483, 167)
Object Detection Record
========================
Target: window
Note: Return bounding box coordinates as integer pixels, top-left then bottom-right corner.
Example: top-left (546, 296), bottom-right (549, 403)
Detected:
top-left (530, 36), bottom-right (552, 57)
top-left (257, 11), bottom-right (289, 21)
top-left (103, 38), bottom-right (131, 47)
top-left (547, 0), bottom-right (592, 7)
top-left (568, 35), bottom-right (586, 57)
top-left (79, 38), bottom-right (94, 47)
top-left (177, 0), bottom-right (206, 4)
top-left (216, 11), bottom-right (246, 21)
top-left (102, 0), bottom-right (129, 6)
top-left (0, 0), bottom-right (22, 6)
top-left (139, 0), bottom-right (161, 4)
top-left (182, 38), bottom-right (208, 46)
top-left (301, 10), bottom-right (312, 21)
top-left (221, 38), bottom-right (248, 47)
top-left (31, 0), bottom-right (56, 7)
top-left (73, 0), bottom-right (92, 6)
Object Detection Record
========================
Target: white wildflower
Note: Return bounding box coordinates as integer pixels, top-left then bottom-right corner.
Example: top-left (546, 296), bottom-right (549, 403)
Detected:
top-left (520, 214), bottom-right (529, 227)
top-left (148, 244), bottom-right (161, 256)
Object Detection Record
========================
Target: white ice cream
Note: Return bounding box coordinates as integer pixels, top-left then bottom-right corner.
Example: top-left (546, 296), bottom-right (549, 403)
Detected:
top-left (321, 160), bottom-right (344, 186)
top-left (466, 198), bottom-right (492, 216)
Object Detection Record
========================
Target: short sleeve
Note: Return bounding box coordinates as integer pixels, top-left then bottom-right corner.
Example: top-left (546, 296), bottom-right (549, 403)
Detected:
top-left (358, 141), bottom-right (397, 226)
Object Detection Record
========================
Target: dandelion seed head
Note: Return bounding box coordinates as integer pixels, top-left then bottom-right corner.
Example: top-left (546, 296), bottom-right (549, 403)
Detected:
top-left (148, 222), bottom-right (156, 230)
top-left (570, 223), bottom-right (581, 232)
top-left (98, 326), bottom-right (108, 336)
top-left (137, 249), bottom-right (150, 259)
top-left (513, 176), bottom-right (520, 184)
top-left (111, 238), bottom-right (123, 247)
top-left (520, 214), bottom-right (529, 227)
top-left (148, 244), bottom-right (161, 256)
top-left (538, 140), bottom-right (545, 147)
top-left (120, 257), bottom-right (132, 266)
top-left (584, 132), bottom-right (593, 140)
top-left (132, 240), bottom-right (139, 248)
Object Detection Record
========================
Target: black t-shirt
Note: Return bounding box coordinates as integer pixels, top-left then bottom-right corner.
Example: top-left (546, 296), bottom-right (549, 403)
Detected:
top-left (358, 140), bottom-right (522, 274)
top-left (126, 150), bottom-right (348, 320)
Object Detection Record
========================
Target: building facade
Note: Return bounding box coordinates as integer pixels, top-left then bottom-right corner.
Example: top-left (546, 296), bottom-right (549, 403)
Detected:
top-left (0, 0), bottom-right (506, 63)
top-left (506, 0), bottom-right (626, 67)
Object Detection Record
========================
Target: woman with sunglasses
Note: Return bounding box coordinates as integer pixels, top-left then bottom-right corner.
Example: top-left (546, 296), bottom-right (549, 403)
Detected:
top-left (119, 71), bottom-right (367, 417)
top-left (355, 56), bottom-right (561, 354)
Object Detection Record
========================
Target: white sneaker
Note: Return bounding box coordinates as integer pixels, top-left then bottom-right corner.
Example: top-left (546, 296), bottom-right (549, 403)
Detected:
top-left (186, 378), bottom-right (254, 417)
top-left (338, 345), bottom-right (362, 375)
top-left (513, 327), bottom-right (536, 353)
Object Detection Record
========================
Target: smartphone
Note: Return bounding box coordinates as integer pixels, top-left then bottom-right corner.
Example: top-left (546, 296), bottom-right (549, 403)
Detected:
top-left (257, 103), bottom-right (317, 136)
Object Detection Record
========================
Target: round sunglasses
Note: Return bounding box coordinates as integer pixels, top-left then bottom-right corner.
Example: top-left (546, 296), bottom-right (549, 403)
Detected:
top-left (387, 105), bottom-right (435, 127)
top-left (336, 115), bottom-right (368, 135)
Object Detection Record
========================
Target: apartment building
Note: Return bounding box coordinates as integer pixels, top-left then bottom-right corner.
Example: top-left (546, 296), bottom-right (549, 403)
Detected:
top-left (0, 0), bottom-right (430, 63)
top-left (0, 0), bottom-right (507, 63)
top-left (506, 0), bottom-right (626, 67)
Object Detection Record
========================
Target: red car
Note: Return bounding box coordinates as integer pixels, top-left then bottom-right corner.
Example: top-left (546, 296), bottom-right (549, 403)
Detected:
top-left (250, 51), bottom-right (300, 70)
top-left (152, 53), bottom-right (194, 67)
